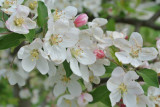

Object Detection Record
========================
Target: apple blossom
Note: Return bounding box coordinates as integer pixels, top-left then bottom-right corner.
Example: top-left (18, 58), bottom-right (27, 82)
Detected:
top-left (5, 5), bottom-right (36, 34)
top-left (114, 32), bottom-right (158, 67)
top-left (18, 38), bottom-right (49, 74)
top-left (107, 67), bottom-right (144, 107)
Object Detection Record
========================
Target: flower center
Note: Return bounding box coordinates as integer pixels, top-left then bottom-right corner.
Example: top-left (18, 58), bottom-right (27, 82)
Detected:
top-left (3, 0), bottom-right (11, 9)
top-left (61, 75), bottom-right (70, 83)
top-left (14, 17), bottom-right (24, 26)
top-left (49, 34), bottom-right (63, 45)
top-left (65, 99), bottom-right (71, 105)
top-left (71, 48), bottom-right (83, 58)
top-left (119, 83), bottom-right (127, 94)
top-left (30, 49), bottom-right (39, 61)
top-left (29, 1), bottom-right (37, 10)
top-left (53, 9), bottom-right (62, 21)
top-left (130, 49), bottom-right (140, 58)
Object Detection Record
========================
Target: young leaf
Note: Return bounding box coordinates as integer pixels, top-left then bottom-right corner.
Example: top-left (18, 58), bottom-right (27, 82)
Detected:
top-left (37, 1), bottom-right (48, 27)
top-left (90, 85), bottom-right (111, 107)
top-left (0, 33), bottom-right (25, 50)
top-left (137, 69), bottom-right (159, 88)
top-left (106, 19), bottom-right (115, 31)
top-left (24, 29), bottom-right (35, 42)
top-left (63, 60), bottom-right (73, 77)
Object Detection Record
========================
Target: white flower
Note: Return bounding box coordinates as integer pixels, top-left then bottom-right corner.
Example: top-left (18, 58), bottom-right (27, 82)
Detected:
top-left (0, 0), bottom-right (24, 15)
top-left (150, 62), bottom-right (160, 74)
top-left (47, 6), bottom-right (77, 32)
top-left (57, 94), bottom-right (78, 107)
top-left (44, 27), bottom-right (79, 64)
top-left (19, 88), bottom-right (31, 99)
top-left (67, 39), bottom-right (96, 76)
top-left (18, 38), bottom-right (49, 75)
top-left (148, 86), bottom-right (160, 107)
top-left (77, 93), bottom-right (93, 107)
top-left (6, 5), bottom-right (36, 34)
top-left (136, 94), bottom-right (153, 107)
top-left (107, 67), bottom-right (144, 107)
top-left (114, 32), bottom-right (158, 67)
top-left (83, 0), bottom-right (102, 17)
top-left (52, 65), bottom-right (82, 97)
top-left (24, 0), bottom-right (38, 17)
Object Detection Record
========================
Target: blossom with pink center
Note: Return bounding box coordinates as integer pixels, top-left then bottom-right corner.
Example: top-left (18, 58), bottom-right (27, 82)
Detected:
top-left (93, 49), bottom-right (105, 59)
top-left (74, 13), bottom-right (88, 27)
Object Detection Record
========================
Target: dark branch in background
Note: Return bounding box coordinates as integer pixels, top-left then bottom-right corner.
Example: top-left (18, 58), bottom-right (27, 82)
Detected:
top-left (89, 9), bottom-right (160, 30)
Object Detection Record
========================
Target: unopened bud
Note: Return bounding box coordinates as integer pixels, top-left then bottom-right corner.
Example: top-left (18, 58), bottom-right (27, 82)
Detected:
top-left (94, 49), bottom-right (105, 59)
top-left (74, 13), bottom-right (88, 27)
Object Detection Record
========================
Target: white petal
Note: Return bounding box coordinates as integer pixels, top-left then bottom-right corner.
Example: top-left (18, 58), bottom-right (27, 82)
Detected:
top-left (53, 82), bottom-right (66, 97)
top-left (130, 58), bottom-right (142, 67)
top-left (64, 6), bottom-right (77, 19)
top-left (17, 5), bottom-right (30, 17)
top-left (123, 93), bottom-right (137, 107)
top-left (49, 46), bottom-right (67, 64)
top-left (129, 32), bottom-right (143, 48)
top-left (77, 50), bottom-right (96, 65)
top-left (89, 62), bottom-right (105, 76)
top-left (123, 71), bottom-right (139, 83)
top-left (22, 56), bottom-right (36, 72)
top-left (84, 93), bottom-right (93, 102)
top-left (111, 67), bottom-right (125, 77)
top-left (80, 64), bottom-right (89, 82)
top-left (70, 58), bottom-right (82, 76)
top-left (36, 55), bottom-right (49, 75)
top-left (114, 38), bottom-right (131, 52)
top-left (127, 81), bottom-right (144, 95)
top-left (48, 61), bottom-right (57, 76)
top-left (107, 77), bottom-right (122, 91)
top-left (60, 28), bottom-right (79, 47)
top-left (54, 19), bottom-right (69, 34)
top-left (30, 38), bottom-right (43, 49)
top-left (92, 18), bottom-right (108, 26)
top-left (139, 47), bottom-right (158, 61)
top-left (109, 90), bottom-right (121, 107)
top-left (24, 18), bottom-right (36, 29)
top-left (68, 81), bottom-right (82, 97)
top-left (18, 46), bottom-right (30, 59)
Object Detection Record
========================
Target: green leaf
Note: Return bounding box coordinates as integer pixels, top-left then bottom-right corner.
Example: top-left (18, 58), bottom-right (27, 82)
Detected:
top-left (90, 85), bottom-right (111, 107)
top-left (79, 25), bottom-right (88, 30)
top-left (106, 19), bottom-right (115, 31)
top-left (0, 28), bottom-right (8, 33)
top-left (63, 60), bottom-right (73, 77)
top-left (24, 29), bottom-right (35, 42)
top-left (37, 1), bottom-right (48, 27)
top-left (141, 84), bottom-right (150, 95)
top-left (102, 62), bottom-right (117, 78)
top-left (0, 33), bottom-right (25, 50)
top-left (137, 69), bottom-right (159, 88)
top-left (109, 46), bottom-right (122, 66)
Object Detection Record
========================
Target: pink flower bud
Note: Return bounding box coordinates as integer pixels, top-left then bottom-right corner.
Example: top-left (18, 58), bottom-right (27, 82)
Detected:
top-left (94, 49), bottom-right (105, 59)
top-left (74, 13), bottom-right (88, 27)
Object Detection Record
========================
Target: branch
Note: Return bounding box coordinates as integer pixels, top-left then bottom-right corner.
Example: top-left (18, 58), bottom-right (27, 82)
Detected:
top-left (148, 10), bottom-right (160, 23)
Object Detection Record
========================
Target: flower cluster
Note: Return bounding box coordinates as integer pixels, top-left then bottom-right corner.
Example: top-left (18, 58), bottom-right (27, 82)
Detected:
top-left (0, 0), bottom-right (160, 107)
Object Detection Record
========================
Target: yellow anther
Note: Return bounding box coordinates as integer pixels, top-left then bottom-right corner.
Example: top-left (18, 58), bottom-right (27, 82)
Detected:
top-left (65, 99), bottom-right (71, 106)
top-left (30, 49), bottom-right (39, 61)
top-left (130, 49), bottom-right (140, 58)
top-left (61, 75), bottom-right (70, 83)
top-left (119, 83), bottom-right (127, 94)
top-left (49, 34), bottom-right (63, 45)
top-left (53, 9), bottom-right (62, 21)
top-left (29, 1), bottom-right (37, 10)
top-left (71, 48), bottom-right (83, 58)
top-left (14, 17), bottom-right (24, 26)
